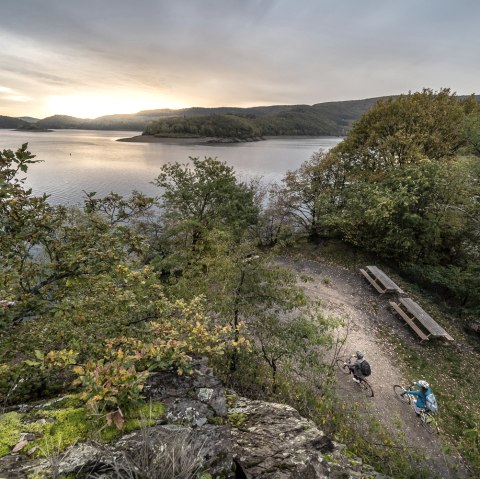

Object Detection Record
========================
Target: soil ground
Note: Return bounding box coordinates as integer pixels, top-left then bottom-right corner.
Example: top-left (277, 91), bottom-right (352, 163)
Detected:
top-left (279, 256), bottom-right (470, 479)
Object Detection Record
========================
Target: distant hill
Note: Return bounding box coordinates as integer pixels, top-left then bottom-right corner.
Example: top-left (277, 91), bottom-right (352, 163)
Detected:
top-left (33, 100), bottom-right (380, 135)
top-left (17, 116), bottom-right (39, 123)
top-left (0, 116), bottom-right (29, 129)
top-left (4, 94), bottom-right (479, 135)
top-left (144, 95), bottom-right (479, 139)
top-left (143, 99), bottom-right (383, 138)
top-left (35, 115), bottom-right (88, 129)
top-left (35, 105), bottom-right (302, 132)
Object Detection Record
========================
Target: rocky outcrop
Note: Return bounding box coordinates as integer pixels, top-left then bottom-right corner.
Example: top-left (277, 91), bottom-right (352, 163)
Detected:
top-left (145, 357), bottom-right (227, 425)
top-left (229, 394), bottom-right (387, 479)
top-left (230, 396), bottom-right (332, 478)
top-left (0, 359), bottom-right (233, 478)
top-left (0, 360), bottom-right (387, 478)
top-left (1, 424), bottom-right (233, 478)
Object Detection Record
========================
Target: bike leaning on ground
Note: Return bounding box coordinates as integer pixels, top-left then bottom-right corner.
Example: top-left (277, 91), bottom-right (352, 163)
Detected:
top-left (336, 357), bottom-right (374, 397)
top-left (393, 384), bottom-right (439, 434)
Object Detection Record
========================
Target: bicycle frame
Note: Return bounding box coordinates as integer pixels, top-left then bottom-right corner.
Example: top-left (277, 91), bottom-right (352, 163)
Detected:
top-left (337, 358), bottom-right (374, 397)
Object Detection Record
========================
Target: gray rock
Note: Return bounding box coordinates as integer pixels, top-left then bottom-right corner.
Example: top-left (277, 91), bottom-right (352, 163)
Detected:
top-left (146, 357), bottom-right (228, 424)
top-left (0, 360), bottom-right (387, 479)
top-left (229, 395), bottom-right (388, 479)
top-left (230, 396), bottom-right (333, 478)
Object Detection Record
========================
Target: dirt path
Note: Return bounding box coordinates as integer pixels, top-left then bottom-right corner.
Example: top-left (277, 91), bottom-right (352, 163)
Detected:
top-left (280, 257), bottom-right (468, 479)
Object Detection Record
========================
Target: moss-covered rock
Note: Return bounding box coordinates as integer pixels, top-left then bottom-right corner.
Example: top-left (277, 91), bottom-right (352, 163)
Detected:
top-left (0, 400), bottom-right (166, 459)
top-left (227, 412), bottom-right (247, 429)
top-left (99, 401), bottom-right (166, 442)
top-left (0, 412), bottom-right (22, 456)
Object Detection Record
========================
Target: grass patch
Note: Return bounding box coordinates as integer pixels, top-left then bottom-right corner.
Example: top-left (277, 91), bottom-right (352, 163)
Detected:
top-left (330, 398), bottom-right (433, 478)
top-left (376, 320), bottom-right (480, 474)
top-left (282, 239), bottom-right (375, 269)
top-left (99, 401), bottom-right (166, 442)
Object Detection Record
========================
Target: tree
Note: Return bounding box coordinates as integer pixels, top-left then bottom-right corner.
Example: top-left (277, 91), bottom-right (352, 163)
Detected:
top-left (161, 229), bottom-right (309, 370)
top-left (464, 111), bottom-right (480, 156)
top-left (277, 153), bottom-right (327, 239)
top-left (272, 150), bottom-right (349, 240)
top-left (256, 305), bottom-right (334, 392)
top-left (83, 190), bottom-right (156, 226)
top-left (333, 158), bottom-right (473, 263)
top-left (277, 89), bottom-right (478, 261)
top-left (152, 157), bottom-right (259, 260)
top-left (150, 157), bottom-right (335, 379)
top-left (0, 146), bottom-right (154, 329)
top-left (326, 89), bottom-right (478, 263)
top-left (1, 146), bottom-right (238, 409)
top-left (333, 88), bottom-right (467, 174)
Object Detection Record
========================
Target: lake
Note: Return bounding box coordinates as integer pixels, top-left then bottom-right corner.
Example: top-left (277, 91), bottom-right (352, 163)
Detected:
top-left (0, 129), bottom-right (342, 206)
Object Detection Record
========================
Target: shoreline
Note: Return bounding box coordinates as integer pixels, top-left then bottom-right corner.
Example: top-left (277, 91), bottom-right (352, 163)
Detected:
top-left (117, 134), bottom-right (264, 144)
top-left (117, 134), bottom-right (343, 144)
top-left (13, 128), bottom-right (53, 133)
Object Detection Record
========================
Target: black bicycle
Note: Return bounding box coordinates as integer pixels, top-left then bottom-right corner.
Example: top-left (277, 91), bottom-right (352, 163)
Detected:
top-left (393, 384), bottom-right (439, 434)
top-left (336, 358), bottom-right (374, 397)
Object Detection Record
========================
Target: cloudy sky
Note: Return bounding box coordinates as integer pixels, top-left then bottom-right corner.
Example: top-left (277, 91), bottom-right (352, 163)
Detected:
top-left (1, 0), bottom-right (479, 118)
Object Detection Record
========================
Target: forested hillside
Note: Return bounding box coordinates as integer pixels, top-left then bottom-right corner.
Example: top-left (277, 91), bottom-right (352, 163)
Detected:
top-left (143, 99), bottom-right (381, 138)
top-left (10, 97), bottom-right (382, 134)
top-left (0, 116), bottom-right (28, 129)
top-left (3, 95), bottom-right (478, 137)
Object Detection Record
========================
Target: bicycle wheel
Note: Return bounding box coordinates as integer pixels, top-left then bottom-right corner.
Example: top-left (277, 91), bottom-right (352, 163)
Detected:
top-left (336, 359), bottom-right (351, 375)
top-left (393, 385), bottom-right (411, 404)
top-left (360, 379), bottom-right (374, 398)
top-left (421, 413), bottom-right (440, 434)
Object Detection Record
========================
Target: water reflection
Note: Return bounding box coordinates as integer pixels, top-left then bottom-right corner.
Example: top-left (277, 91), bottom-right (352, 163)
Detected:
top-left (0, 129), bottom-right (342, 206)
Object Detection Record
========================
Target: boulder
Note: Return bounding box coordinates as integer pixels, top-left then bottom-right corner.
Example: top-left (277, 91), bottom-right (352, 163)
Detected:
top-left (229, 395), bottom-right (388, 479)
top-left (229, 396), bottom-right (332, 478)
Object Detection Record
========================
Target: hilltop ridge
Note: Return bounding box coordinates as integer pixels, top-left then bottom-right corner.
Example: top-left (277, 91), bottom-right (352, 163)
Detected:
top-left (0, 96), bottom-right (389, 135)
top-left (3, 94), bottom-right (478, 139)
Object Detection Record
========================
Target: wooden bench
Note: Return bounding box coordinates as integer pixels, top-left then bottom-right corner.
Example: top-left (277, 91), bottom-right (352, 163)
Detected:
top-left (389, 298), bottom-right (454, 342)
top-left (389, 301), bottom-right (430, 341)
top-left (360, 266), bottom-right (404, 295)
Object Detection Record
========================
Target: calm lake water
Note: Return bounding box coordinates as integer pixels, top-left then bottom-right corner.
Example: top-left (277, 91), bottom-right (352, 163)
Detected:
top-left (0, 129), bottom-right (342, 206)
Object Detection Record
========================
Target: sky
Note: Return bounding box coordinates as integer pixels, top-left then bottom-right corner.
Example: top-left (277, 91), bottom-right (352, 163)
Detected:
top-left (1, 0), bottom-right (479, 119)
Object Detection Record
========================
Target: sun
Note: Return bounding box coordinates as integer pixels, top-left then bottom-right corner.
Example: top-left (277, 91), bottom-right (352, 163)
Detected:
top-left (46, 93), bottom-right (188, 118)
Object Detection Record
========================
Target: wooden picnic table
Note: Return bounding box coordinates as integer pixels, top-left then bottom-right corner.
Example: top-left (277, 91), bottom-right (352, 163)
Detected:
top-left (359, 266), bottom-right (404, 295)
top-left (389, 297), bottom-right (454, 342)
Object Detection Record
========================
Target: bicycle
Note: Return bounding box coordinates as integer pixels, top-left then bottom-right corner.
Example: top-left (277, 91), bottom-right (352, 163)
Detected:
top-left (393, 384), bottom-right (439, 434)
top-left (336, 358), bottom-right (374, 397)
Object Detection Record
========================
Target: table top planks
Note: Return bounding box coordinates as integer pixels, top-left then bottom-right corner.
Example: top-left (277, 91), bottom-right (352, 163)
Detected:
top-left (399, 297), bottom-right (452, 339)
top-left (366, 266), bottom-right (404, 294)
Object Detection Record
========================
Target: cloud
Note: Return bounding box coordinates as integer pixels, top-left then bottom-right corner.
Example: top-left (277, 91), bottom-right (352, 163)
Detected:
top-left (1, 0), bottom-right (479, 117)
top-left (0, 85), bottom-right (31, 102)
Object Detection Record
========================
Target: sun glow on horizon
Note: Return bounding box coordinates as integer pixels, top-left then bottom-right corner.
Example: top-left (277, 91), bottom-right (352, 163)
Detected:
top-left (46, 93), bottom-right (189, 119)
